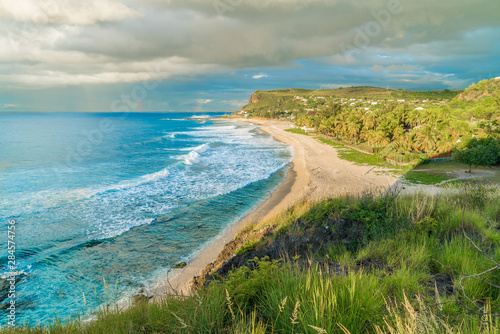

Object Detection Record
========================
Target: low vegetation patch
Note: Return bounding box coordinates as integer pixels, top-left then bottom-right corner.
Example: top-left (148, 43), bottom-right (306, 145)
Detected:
top-left (403, 171), bottom-right (450, 185)
top-left (284, 128), bottom-right (309, 135)
top-left (317, 137), bottom-right (412, 172)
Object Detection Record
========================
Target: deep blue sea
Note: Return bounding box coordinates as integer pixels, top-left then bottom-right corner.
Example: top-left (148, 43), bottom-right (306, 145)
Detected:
top-left (0, 112), bottom-right (292, 326)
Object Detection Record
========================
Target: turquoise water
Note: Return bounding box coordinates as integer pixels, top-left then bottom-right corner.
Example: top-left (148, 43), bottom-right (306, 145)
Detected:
top-left (0, 112), bottom-right (292, 325)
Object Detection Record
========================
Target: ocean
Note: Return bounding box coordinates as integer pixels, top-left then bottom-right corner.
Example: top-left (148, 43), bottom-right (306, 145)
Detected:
top-left (0, 112), bottom-right (292, 326)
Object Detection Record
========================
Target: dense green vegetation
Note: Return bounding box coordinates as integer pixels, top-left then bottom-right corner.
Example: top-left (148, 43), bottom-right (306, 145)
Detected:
top-left (240, 78), bottom-right (500, 165)
top-left (453, 137), bottom-right (500, 173)
top-left (241, 86), bottom-right (462, 119)
top-left (5, 189), bottom-right (500, 333)
top-left (288, 131), bottom-right (499, 182)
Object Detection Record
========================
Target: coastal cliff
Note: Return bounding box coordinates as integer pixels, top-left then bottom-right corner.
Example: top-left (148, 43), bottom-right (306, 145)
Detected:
top-left (248, 91), bottom-right (261, 104)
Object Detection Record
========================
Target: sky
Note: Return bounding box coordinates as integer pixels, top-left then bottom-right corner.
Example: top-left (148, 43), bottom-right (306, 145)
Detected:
top-left (0, 0), bottom-right (499, 112)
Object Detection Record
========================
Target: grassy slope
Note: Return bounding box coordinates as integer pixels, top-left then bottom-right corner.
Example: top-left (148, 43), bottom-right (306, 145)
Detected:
top-left (7, 189), bottom-right (500, 333)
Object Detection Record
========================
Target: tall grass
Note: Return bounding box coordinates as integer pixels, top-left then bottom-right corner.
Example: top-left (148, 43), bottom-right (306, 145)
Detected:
top-left (255, 264), bottom-right (385, 333)
top-left (3, 189), bottom-right (500, 333)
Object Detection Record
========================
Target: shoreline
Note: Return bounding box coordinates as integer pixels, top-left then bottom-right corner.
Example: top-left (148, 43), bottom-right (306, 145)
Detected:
top-left (151, 119), bottom-right (304, 297)
top-left (152, 117), bottom-right (398, 297)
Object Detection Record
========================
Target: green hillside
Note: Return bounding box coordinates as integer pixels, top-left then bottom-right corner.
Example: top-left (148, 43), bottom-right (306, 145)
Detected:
top-left (239, 79), bottom-right (500, 165)
top-left (241, 86), bottom-right (462, 118)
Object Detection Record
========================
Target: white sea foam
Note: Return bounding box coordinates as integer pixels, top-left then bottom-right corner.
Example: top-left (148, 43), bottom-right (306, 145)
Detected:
top-left (89, 217), bottom-right (155, 240)
top-left (172, 143), bottom-right (211, 165)
top-left (6, 120), bottom-right (293, 246)
top-left (3, 168), bottom-right (172, 217)
top-left (112, 169), bottom-right (171, 190)
top-left (190, 115), bottom-right (210, 119)
top-left (171, 124), bottom-right (253, 142)
top-left (184, 143), bottom-right (210, 153)
top-left (183, 151), bottom-right (200, 165)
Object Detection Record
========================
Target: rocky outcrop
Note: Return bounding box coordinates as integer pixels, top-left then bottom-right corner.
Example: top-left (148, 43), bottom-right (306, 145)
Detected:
top-left (192, 215), bottom-right (371, 288)
top-left (248, 91), bottom-right (260, 104)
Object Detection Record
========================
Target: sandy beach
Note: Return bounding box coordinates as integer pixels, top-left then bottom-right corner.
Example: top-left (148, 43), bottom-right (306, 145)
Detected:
top-left (152, 118), bottom-right (398, 297)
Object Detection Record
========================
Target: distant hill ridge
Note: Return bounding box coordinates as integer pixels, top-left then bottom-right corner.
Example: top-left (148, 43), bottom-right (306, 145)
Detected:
top-left (246, 85), bottom-right (459, 103)
top-left (242, 78), bottom-right (500, 115)
top-left (242, 85), bottom-right (462, 115)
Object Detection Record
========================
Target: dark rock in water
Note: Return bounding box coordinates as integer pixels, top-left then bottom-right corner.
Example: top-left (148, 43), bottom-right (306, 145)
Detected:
top-left (0, 299), bottom-right (37, 310)
top-left (54, 289), bottom-right (67, 299)
top-left (175, 262), bottom-right (187, 269)
top-left (122, 279), bottom-right (134, 286)
top-left (17, 299), bottom-right (36, 311)
top-left (0, 277), bottom-right (22, 301)
top-left (133, 294), bottom-right (151, 305)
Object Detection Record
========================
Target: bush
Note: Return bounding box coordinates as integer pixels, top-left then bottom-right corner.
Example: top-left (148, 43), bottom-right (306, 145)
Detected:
top-left (452, 137), bottom-right (500, 172)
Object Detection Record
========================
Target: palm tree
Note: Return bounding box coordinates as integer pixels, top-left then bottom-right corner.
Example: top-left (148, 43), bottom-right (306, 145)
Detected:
top-left (319, 117), bottom-right (335, 135)
top-left (334, 113), bottom-right (349, 138)
top-left (392, 125), bottom-right (405, 142)
top-left (365, 130), bottom-right (390, 147)
top-left (414, 125), bottom-right (438, 153)
top-left (435, 140), bottom-right (453, 153)
top-left (346, 115), bottom-right (362, 143)
top-left (361, 111), bottom-right (377, 130)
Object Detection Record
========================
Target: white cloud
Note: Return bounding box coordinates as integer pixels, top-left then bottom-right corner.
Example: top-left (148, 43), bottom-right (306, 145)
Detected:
top-left (0, 0), bottom-right (142, 26)
top-left (252, 74), bottom-right (269, 79)
top-left (0, 55), bottom-right (218, 88)
top-left (0, 0), bottom-right (498, 88)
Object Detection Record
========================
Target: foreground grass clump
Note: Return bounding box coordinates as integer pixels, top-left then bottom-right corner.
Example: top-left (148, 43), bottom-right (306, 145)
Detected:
top-left (3, 188), bottom-right (500, 333)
